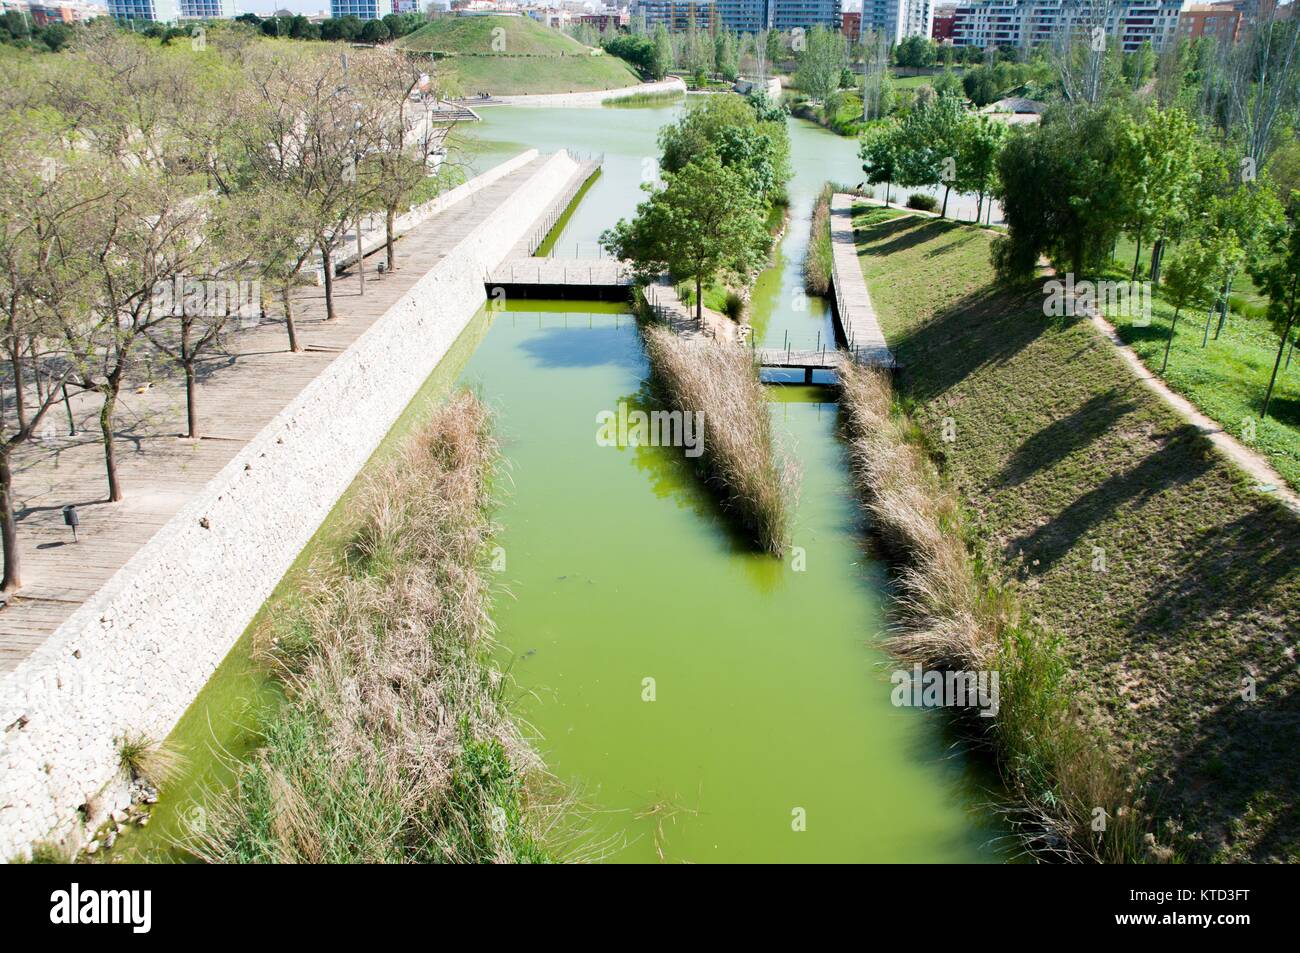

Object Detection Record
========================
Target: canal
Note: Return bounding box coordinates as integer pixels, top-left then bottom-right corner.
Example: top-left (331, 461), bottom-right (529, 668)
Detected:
top-left (120, 102), bottom-right (1005, 863)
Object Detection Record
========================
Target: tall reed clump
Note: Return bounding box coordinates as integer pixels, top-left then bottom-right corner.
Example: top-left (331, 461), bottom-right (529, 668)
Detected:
top-left (641, 324), bottom-right (799, 557)
top-left (804, 183), bottom-right (834, 296)
top-left (189, 391), bottom-right (554, 864)
top-left (838, 361), bottom-right (1151, 863)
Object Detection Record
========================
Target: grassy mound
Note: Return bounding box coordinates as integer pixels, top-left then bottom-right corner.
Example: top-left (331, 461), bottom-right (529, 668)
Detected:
top-left (398, 15), bottom-right (641, 96)
top-left (852, 204), bottom-right (1300, 862)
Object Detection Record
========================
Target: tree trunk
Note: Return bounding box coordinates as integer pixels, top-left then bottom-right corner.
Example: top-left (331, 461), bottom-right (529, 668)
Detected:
top-left (282, 285), bottom-right (301, 352)
top-left (386, 207), bottom-right (397, 271)
top-left (940, 184), bottom-right (950, 219)
top-left (7, 304), bottom-right (25, 434)
top-left (884, 179), bottom-right (891, 207)
top-left (1160, 306), bottom-right (1181, 375)
top-left (1262, 278), bottom-right (1298, 419)
top-left (695, 275), bottom-right (703, 324)
top-left (1, 447), bottom-right (20, 592)
top-left (319, 241), bottom-right (337, 321)
top-left (1150, 236), bottom-right (1165, 286)
top-left (183, 360), bottom-right (198, 439)
top-left (100, 390), bottom-right (122, 503)
top-left (1131, 232), bottom-right (1143, 284)
top-left (1214, 276), bottom-right (1233, 340)
top-left (976, 192), bottom-right (984, 225)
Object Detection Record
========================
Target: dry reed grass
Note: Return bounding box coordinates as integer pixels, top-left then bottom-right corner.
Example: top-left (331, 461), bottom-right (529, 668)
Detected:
top-left (189, 391), bottom-right (555, 863)
top-left (838, 360), bottom-right (1148, 862)
top-left (641, 324), bottom-right (799, 556)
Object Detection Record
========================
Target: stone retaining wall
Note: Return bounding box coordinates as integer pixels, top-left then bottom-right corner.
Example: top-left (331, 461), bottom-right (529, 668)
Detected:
top-left (0, 150), bottom-right (581, 860)
top-left (494, 76), bottom-right (685, 108)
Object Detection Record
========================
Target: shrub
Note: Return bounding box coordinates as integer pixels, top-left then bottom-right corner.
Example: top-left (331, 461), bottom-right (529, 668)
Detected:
top-left (906, 192), bottom-right (939, 213)
top-left (723, 291), bottom-right (745, 321)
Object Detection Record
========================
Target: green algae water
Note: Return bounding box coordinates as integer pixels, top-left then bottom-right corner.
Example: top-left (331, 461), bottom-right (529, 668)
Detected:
top-left (120, 103), bottom-right (1005, 863)
top-left (453, 106), bottom-right (1003, 861)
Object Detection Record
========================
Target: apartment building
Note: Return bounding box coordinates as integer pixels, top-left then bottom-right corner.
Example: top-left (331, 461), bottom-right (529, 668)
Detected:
top-left (632, 0), bottom-right (842, 32)
top-left (861, 0), bottom-right (933, 42)
top-left (950, 1), bottom-right (1188, 53)
top-left (1176, 1), bottom-right (1243, 40)
top-left (329, 0), bottom-right (393, 18)
top-left (107, 0), bottom-right (179, 20)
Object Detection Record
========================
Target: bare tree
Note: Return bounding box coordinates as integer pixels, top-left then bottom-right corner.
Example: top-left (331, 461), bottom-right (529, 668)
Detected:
top-left (1053, 1), bottom-right (1123, 106)
top-left (1225, 6), bottom-right (1300, 170)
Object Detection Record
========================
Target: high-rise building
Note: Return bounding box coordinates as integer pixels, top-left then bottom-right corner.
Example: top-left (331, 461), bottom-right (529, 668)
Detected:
top-left (950, 1), bottom-right (1189, 54)
top-left (107, 0), bottom-right (180, 20)
top-left (178, 0), bottom-right (235, 17)
top-left (861, 0), bottom-right (933, 42)
top-left (633, 0), bottom-right (842, 32)
top-left (330, 0), bottom-right (394, 19)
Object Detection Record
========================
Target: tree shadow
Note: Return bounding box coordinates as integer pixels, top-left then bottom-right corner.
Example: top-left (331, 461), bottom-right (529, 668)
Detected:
top-left (996, 389), bottom-right (1140, 488)
top-left (1129, 505), bottom-right (1298, 638)
top-left (1011, 425), bottom-right (1215, 573)
top-left (1155, 657), bottom-right (1300, 862)
top-left (889, 284), bottom-right (1058, 406)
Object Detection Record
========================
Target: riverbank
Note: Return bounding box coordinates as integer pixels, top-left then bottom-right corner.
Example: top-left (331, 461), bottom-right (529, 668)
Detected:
top-left (190, 391), bottom-right (552, 863)
top-left (852, 204), bottom-right (1300, 862)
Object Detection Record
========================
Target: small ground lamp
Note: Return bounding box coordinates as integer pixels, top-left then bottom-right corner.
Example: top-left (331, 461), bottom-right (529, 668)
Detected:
top-left (61, 504), bottom-right (79, 543)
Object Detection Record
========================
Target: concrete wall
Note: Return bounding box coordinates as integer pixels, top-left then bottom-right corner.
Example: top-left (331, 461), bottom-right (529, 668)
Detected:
top-left (327, 149), bottom-right (539, 274)
top-left (494, 76), bottom-right (685, 108)
top-left (0, 149), bottom-right (582, 860)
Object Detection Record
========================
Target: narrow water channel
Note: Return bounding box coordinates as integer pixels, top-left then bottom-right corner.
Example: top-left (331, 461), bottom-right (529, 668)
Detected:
top-left (456, 105), bottom-right (1004, 861)
top-left (121, 103), bottom-right (1005, 863)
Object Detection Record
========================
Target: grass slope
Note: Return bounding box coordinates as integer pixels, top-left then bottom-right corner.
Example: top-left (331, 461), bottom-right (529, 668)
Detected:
top-left (398, 15), bottom-right (590, 56)
top-left (853, 205), bottom-right (1300, 862)
top-left (398, 15), bottom-right (641, 95)
top-left (1096, 244), bottom-right (1300, 492)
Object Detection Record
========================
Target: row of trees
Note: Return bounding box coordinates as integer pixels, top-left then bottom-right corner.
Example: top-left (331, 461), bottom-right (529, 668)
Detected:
top-left (233, 11), bottom-right (427, 45)
top-left (0, 25), bottom-right (457, 590)
top-left (601, 94), bottom-right (790, 322)
top-left (991, 8), bottom-right (1300, 420)
top-left (860, 90), bottom-right (1008, 222)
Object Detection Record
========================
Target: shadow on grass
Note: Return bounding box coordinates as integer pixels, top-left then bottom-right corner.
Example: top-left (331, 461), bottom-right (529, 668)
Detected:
top-left (888, 284), bottom-right (1054, 406)
top-left (1011, 425), bottom-right (1215, 572)
top-left (996, 389), bottom-right (1140, 488)
top-left (1157, 654), bottom-right (1300, 861)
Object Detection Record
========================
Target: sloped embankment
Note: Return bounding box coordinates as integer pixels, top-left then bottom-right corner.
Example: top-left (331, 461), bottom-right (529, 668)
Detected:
top-left (850, 204), bottom-right (1300, 863)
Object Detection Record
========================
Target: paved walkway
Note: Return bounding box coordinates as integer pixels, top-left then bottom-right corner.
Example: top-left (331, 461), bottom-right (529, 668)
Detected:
top-left (830, 193), bottom-right (894, 367)
top-left (0, 154), bottom-right (578, 673)
top-left (1090, 312), bottom-right (1300, 513)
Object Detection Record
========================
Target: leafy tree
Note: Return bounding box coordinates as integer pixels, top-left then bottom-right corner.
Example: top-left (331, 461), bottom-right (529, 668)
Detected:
top-left (1158, 240), bottom-right (1220, 375)
top-left (794, 24), bottom-right (846, 104)
top-left (658, 94), bottom-right (790, 203)
top-left (993, 105), bottom-right (1129, 279)
top-left (859, 119), bottom-right (902, 206)
top-left (1249, 195), bottom-right (1300, 419)
top-left (895, 36), bottom-right (936, 75)
top-left (895, 92), bottom-right (969, 218)
top-left (962, 66), bottom-right (1000, 107)
top-left (601, 156), bottom-right (770, 323)
top-left (1202, 181), bottom-right (1283, 340)
top-left (956, 116), bottom-right (1008, 224)
top-left (652, 24), bottom-right (674, 78)
top-left (360, 19), bottom-right (390, 44)
top-left (1115, 107), bottom-right (1204, 283)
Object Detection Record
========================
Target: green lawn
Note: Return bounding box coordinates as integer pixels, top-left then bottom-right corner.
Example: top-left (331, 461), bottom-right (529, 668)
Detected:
top-left (1104, 235), bottom-right (1298, 491)
top-left (397, 15), bottom-right (641, 95)
top-left (442, 54), bottom-right (640, 96)
top-left (853, 204), bottom-right (1300, 862)
top-left (398, 15), bottom-right (590, 57)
